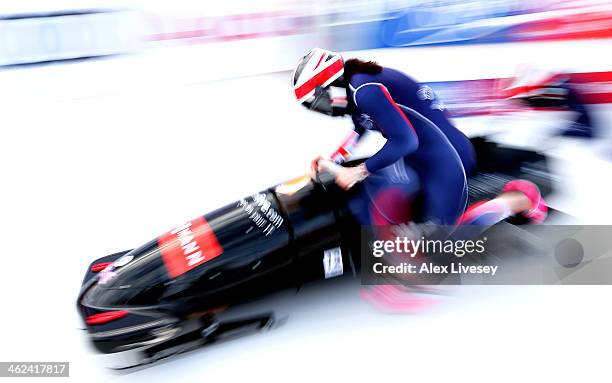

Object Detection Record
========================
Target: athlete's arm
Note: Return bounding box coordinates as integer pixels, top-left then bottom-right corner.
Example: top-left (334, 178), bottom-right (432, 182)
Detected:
top-left (354, 84), bottom-right (419, 173)
top-left (330, 129), bottom-right (363, 163)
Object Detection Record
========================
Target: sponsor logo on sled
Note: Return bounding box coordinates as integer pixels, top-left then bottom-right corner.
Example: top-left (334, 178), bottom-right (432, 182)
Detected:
top-left (158, 217), bottom-right (223, 278)
top-left (323, 247), bottom-right (343, 279)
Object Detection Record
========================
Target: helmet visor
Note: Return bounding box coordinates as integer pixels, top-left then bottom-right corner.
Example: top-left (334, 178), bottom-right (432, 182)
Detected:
top-left (303, 86), bottom-right (347, 116)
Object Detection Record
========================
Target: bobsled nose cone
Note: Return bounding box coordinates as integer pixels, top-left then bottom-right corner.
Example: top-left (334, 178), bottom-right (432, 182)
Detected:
top-left (80, 239), bottom-right (172, 309)
top-left (81, 281), bottom-right (124, 308)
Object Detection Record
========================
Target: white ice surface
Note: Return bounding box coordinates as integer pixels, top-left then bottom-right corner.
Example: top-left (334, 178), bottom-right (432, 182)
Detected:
top-left (1, 41), bottom-right (612, 383)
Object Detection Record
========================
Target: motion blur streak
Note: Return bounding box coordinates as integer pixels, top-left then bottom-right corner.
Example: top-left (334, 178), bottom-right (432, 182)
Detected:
top-left (1, 1), bottom-right (612, 383)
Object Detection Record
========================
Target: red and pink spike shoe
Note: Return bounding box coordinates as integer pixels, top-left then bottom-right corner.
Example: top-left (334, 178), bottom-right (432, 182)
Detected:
top-left (502, 179), bottom-right (548, 223)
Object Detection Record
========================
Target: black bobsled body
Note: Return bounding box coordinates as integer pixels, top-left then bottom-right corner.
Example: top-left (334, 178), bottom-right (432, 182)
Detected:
top-left (77, 169), bottom-right (360, 360)
top-left (77, 137), bottom-right (557, 366)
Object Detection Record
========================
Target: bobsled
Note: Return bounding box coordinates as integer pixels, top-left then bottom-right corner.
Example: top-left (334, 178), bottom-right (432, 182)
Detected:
top-left (77, 137), bottom-right (554, 368)
top-left (77, 160), bottom-right (361, 368)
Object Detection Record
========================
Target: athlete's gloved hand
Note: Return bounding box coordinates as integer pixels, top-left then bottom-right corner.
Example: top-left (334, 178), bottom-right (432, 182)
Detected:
top-left (335, 163), bottom-right (369, 190)
top-left (310, 155), bottom-right (325, 178)
top-left (311, 155), bottom-right (325, 173)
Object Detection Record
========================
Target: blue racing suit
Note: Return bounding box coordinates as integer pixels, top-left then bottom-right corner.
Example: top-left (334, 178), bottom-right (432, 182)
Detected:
top-left (335, 67), bottom-right (476, 225)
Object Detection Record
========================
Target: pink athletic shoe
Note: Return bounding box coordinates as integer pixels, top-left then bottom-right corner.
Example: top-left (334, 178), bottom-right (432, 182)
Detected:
top-left (359, 285), bottom-right (438, 314)
top-left (502, 180), bottom-right (548, 223)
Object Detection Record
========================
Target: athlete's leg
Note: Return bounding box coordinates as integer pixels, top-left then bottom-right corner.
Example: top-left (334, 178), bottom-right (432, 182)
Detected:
top-left (420, 169), bottom-right (468, 225)
top-left (348, 159), bottom-right (420, 226)
top-left (457, 179), bottom-right (548, 225)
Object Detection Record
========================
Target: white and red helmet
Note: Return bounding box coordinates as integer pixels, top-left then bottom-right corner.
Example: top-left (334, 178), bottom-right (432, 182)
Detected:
top-left (293, 48), bottom-right (347, 115)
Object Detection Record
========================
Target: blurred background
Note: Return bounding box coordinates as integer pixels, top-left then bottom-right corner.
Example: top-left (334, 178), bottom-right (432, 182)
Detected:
top-left (1, 1), bottom-right (612, 382)
top-left (3, 0), bottom-right (612, 95)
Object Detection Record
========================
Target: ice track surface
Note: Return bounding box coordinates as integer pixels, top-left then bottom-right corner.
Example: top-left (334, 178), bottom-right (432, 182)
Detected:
top-left (1, 41), bottom-right (612, 383)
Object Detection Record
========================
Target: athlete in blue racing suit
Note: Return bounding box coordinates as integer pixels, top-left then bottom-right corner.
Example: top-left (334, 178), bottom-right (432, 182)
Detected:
top-left (344, 66), bottom-right (476, 224)
top-left (293, 49), bottom-right (476, 225)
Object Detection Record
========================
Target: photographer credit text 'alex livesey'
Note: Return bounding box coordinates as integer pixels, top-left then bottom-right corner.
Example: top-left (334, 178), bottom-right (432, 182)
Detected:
top-left (361, 224), bottom-right (612, 285)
